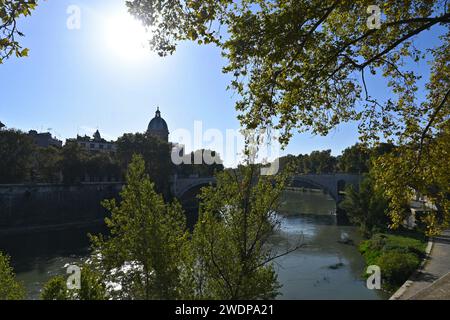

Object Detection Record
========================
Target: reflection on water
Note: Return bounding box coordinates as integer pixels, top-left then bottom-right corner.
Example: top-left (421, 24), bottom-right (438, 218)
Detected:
top-left (1, 190), bottom-right (387, 299)
top-left (279, 189), bottom-right (337, 216)
top-left (0, 226), bottom-right (105, 299)
top-left (273, 190), bottom-right (386, 299)
top-left (272, 215), bottom-right (384, 299)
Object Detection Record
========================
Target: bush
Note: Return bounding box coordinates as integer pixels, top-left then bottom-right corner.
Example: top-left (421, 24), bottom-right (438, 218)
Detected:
top-left (41, 276), bottom-right (70, 300)
top-left (377, 251), bottom-right (420, 288)
top-left (0, 252), bottom-right (25, 300)
top-left (41, 265), bottom-right (107, 300)
top-left (359, 233), bottom-right (426, 291)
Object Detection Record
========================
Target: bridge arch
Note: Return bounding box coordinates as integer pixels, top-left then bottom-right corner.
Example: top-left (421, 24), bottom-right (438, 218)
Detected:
top-left (173, 178), bottom-right (215, 228)
top-left (173, 177), bottom-right (216, 199)
top-left (290, 177), bottom-right (337, 201)
top-left (337, 179), bottom-right (347, 195)
top-left (177, 182), bottom-right (213, 205)
top-left (290, 174), bottom-right (361, 203)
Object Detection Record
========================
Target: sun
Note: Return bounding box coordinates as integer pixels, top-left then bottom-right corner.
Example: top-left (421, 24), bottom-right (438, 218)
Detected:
top-left (103, 11), bottom-right (152, 61)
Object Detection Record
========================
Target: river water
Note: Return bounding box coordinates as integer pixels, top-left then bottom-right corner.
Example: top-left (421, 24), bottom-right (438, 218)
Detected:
top-left (1, 190), bottom-right (386, 300)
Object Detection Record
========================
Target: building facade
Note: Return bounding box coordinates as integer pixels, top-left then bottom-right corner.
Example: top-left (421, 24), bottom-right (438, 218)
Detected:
top-left (28, 130), bottom-right (63, 148)
top-left (68, 130), bottom-right (117, 153)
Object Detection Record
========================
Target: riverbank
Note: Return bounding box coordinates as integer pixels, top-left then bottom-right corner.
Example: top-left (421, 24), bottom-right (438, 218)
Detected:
top-left (391, 230), bottom-right (450, 300)
top-left (359, 231), bottom-right (427, 293)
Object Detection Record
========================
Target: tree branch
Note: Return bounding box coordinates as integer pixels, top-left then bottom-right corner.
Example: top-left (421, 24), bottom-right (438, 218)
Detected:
top-left (416, 87), bottom-right (450, 166)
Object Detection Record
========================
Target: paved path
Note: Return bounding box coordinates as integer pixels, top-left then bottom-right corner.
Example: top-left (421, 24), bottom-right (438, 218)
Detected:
top-left (394, 230), bottom-right (450, 300)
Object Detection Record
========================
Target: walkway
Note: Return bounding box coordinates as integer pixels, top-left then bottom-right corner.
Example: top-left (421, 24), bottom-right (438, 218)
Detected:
top-left (392, 230), bottom-right (450, 300)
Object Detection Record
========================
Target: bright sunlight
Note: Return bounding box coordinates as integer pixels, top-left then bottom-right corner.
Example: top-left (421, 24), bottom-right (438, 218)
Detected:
top-left (103, 10), bottom-right (152, 61)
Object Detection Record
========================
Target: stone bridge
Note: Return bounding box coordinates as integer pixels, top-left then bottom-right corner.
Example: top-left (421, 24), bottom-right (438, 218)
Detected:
top-left (172, 176), bottom-right (216, 199)
top-left (172, 173), bottom-right (361, 203)
top-left (290, 174), bottom-right (361, 202)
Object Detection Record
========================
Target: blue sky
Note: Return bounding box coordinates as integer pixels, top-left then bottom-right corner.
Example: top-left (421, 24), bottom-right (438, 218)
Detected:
top-left (0, 0), bottom-right (443, 167)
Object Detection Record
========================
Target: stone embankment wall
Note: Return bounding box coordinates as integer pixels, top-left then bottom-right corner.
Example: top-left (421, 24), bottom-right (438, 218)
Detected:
top-left (0, 183), bottom-right (123, 234)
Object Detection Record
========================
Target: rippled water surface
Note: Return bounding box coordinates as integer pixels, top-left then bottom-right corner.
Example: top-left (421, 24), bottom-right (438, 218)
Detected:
top-left (2, 190), bottom-right (386, 299)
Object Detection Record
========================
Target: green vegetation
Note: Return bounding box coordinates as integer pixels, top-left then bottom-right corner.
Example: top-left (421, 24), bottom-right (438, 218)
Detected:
top-left (60, 142), bottom-right (121, 184)
top-left (2, 0), bottom-right (448, 299)
top-left (277, 143), bottom-right (395, 175)
top-left (41, 265), bottom-right (106, 300)
top-left (175, 149), bottom-right (224, 178)
top-left (373, 127), bottom-right (450, 236)
top-left (40, 276), bottom-right (70, 300)
top-left (89, 154), bottom-right (189, 300)
top-left (359, 233), bottom-right (427, 291)
top-left (186, 164), bottom-right (295, 299)
top-left (0, 129), bottom-right (35, 183)
top-left (339, 176), bottom-right (390, 237)
top-left (296, 150), bottom-right (337, 174)
top-left (116, 132), bottom-right (173, 197)
top-left (0, 252), bottom-right (25, 300)
top-left (0, 128), bottom-right (223, 197)
top-left (0, 0), bottom-right (37, 64)
top-left (0, 128), bottom-right (122, 184)
top-left (128, 0), bottom-right (450, 234)
top-left (340, 172), bottom-right (429, 291)
top-left (41, 155), bottom-right (295, 300)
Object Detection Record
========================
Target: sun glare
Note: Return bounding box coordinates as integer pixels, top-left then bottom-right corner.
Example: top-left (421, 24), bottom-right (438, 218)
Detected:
top-left (103, 12), bottom-right (152, 61)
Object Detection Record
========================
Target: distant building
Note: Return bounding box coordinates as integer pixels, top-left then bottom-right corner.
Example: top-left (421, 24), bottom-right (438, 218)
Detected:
top-left (68, 130), bottom-right (117, 153)
top-left (0, 121), bottom-right (5, 130)
top-left (28, 130), bottom-right (63, 148)
top-left (147, 107), bottom-right (169, 142)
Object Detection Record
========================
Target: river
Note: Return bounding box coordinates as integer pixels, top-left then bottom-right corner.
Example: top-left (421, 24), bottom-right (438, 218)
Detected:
top-left (1, 189), bottom-right (386, 299)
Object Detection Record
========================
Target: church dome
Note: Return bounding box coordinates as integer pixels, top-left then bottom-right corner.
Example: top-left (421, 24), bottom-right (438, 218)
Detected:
top-left (148, 111), bottom-right (168, 131)
top-left (147, 107), bottom-right (169, 142)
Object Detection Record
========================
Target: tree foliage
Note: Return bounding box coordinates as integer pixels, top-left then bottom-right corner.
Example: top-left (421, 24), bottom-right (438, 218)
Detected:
top-left (337, 143), bottom-right (395, 174)
top-left (127, 0), bottom-right (448, 141)
top-left (338, 144), bottom-right (370, 174)
top-left (33, 146), bottom-right (62, 183)
top-left (41, 265), bottom-right (107, 300)
top-left (0, 129), bottom-right (122, 184)
top-left (116, 133), bottom-right (172, 196)
top-left (90, 154), bottom-right (189, 300)
top-left (127, 0), bottom-right (449, 232)
top-left (277, 143), bottom-right (394, 175)
top-left (0, 251), bottom-right (25, 300)
top-left (175, 149), bottom-right (224, 178)
top-left (40, 276), bottom-right (69, 300)
top-left (339, 175), bottom-right (390, 237)
top-left (39, 155), bottom-right (299, 300)
top-left (0, 129), bottom-right (35, 183)
top-left (59, 142), bottom-right (121, 184)
top-left (0, 0), bottom-right (37, 64)
top-left (185, 165), bottom-right (300, 299)
top-left (373, 126), bottom-right (450, 236)
top-left (300, 150), bottom-right (337, 174)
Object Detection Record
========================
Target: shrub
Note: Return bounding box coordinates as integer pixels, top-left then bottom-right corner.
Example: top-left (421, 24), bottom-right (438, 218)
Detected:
top-left (359, 233), bottom-right (426, 291)
top-left (41, 276), bottom-right (70, 300)
top-left (0, 252), bottom-right (25, 300)
top-left (41, 265), bottom-right (107, 300)
top-left (377, 251), bottom-right (420, 288)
